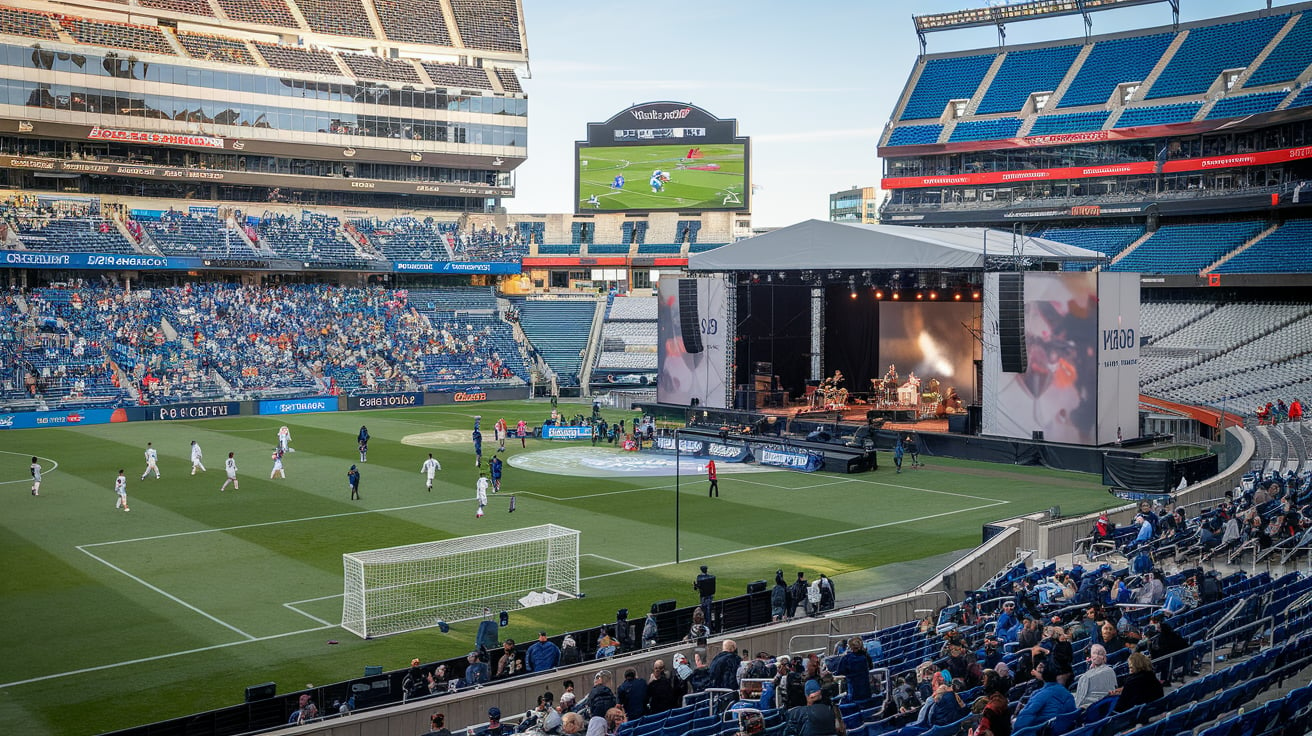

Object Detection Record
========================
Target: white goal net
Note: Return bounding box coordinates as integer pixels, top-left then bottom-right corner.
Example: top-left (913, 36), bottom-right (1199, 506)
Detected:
top-left (341, 524), bottom-right (581, 639)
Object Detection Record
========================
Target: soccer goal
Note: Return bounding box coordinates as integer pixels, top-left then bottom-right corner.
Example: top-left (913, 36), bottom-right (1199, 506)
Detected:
top-left (340, 524), bottom-right (581, 639)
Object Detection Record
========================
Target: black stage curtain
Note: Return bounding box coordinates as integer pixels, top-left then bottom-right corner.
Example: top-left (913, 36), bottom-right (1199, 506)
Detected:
top-left (823, 284), bottom-right (880, 396)
top-left (735, 282), bottom-right (812, 400)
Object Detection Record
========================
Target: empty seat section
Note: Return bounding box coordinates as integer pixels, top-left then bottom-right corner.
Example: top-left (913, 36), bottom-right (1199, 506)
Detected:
top-left (1116, 102), bottom-right (1202, 128)
top-left (1217, 219), bottom-right (1312, 273)
top-left (977, 45), bottom-right (1081, 114)
top-left (1245, 13), bottom-right (1312, 86)
top-left (1109, 220), bottom-right (1265, 273)
top-left (1205, 90), bottom-right (1288, 119)
top-left (899, 54), bottom-right (994, 120)
top-left (885, 124), bottom-right (943, 146)
top-left (948, 117), bottom-right (1022, 142)
top-left (1059, 33), bottom-right (1174, 108)
top-left (1027, 111), bottom-right (1110, 136)
top-left (517, 299), bottom-right (597, 386)
top-left (1031, 225), bottom-right (1144, 259)
top-left (1146, 14), bottom-right (1288, 99)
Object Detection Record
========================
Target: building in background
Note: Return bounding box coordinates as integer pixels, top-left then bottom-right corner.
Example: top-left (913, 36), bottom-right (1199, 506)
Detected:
top-left (829, 186), bottom-right (880, 223)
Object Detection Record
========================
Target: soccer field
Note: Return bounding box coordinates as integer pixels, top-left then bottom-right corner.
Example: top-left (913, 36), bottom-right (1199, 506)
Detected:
top-left (577, 144), bottom-right (746, 211)
top-left (0, 400), bottom-right (1109, 735)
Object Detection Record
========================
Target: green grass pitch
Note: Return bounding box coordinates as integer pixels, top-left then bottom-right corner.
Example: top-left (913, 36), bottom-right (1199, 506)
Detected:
top-left (577, 144), bottom-right (746, 211)
top-left (0, 400), bottom-right (1111, 735)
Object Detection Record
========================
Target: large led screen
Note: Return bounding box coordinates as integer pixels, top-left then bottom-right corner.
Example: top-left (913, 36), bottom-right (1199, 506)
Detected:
top-left (878, 302), bottom-right (979, 405)
top-left (657, 276), bottom-right (728, 407)
top-left (577, 144), bottom-right (747, 212)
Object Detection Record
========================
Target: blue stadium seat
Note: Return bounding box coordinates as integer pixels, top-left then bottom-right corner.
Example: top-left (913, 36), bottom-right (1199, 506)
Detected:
top-left (886, 124), bottom-right (944, 146)
top-left (900, 54), bottom-right (995, 120)
top-left (1215, 219), bottom-right (1312, 273)
top-left (977, 45), bottom-right (1082, 114)
top-left (1245, 13), bottom-right (1312, 86)
top-left (1116, 102), bottom-right (1203, 128)
top-left (1027, 111), bottom-right (1110, 137)
top-left (1205, 90), bottom-right (1288, 119)
top-left (1146, 14), bottom-right (1288, 99)
top-left (1285, 84), bottom-right (1312, 110)
top-left (948, 117), bottom-right (1022, 142)
top-left (1031, 225), bottom-right (1144, 260)
top-left (1059, 34), bottom-right (1174, 108)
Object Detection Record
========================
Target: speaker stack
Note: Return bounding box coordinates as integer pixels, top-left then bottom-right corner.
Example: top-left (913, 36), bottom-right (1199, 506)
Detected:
top-left (998, 273), bottom-right (1027, 373)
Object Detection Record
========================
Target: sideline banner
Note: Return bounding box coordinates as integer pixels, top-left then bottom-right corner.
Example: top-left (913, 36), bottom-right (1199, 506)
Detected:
top-left (146, 401), bottom-right (240, 421)
top-left (0, 250), bottom-right (205, 271)
top-left (756, 447), bottom-right (824, 472)
top-left (348, 393), bottom-right (423, 411)
top-left (542, 425), bottom-right (593, 440)
top-left (0, 407), bottom-right (128, 429)
top-left (258, 397), bottom-right (337, 415)
top-left (652, 435), bottom-right (752, 462)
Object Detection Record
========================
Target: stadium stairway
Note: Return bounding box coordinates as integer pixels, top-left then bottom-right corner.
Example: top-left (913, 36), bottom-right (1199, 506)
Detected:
top-left (1104, 228), bottom-right (1155, 269)
top-left (1203, 222), bottom-right (1281, 274)
top-left (1125, 31), bottom-right (1188, 108)
top-left (961, 54), bottom-right (1007, 117)
top-left (1230, 13), bottom-right (1302, 91)
top-left (1038, 44), bottom-right (1095, 114)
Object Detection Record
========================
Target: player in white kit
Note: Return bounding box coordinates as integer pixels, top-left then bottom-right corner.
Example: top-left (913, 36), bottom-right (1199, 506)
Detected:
top-left (220, 452), bottom-right (239, 492)
top-left (278, 425), bottom-right (293, 453)
top-left (190, 440), bottom-right (206, 474)
top-left (475, 473), bottom-right (490, 517)
top-left (270, 447), bottom-right (286, 479)
top-left (114, 469), bottom-right (130, 511)
top-left (421, 453), bottom-right (441, 491)
top-left (141, 442), bottom-right (161, 480)
top-left (30, 456), bottom-right (41, 496)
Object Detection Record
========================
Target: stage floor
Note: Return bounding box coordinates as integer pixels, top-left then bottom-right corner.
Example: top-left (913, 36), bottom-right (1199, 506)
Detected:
top-left (757, 404), bottom-right (952, 434)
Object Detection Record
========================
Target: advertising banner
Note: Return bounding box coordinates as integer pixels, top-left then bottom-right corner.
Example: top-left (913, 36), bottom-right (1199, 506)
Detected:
top-left (0, 250), bottom-right (205, 271)
top-left (651, 434), bottom-right (751, 462)
top-left (146, 401), bottom-right (241, 421)
top-left (257, 397), bottom-right (337, 415)
top-left (0, 407), bottom-right (128, 429)
top-left (756, 447), bottom-right (823, 472)
top-left (347, 393), bottom-right (423, 411)
top-left (392, 261), bottom-right (521, 274)
top-left (1095, 272), bottom-right (1141, 446)
top-left (542, 425), bottom-right (594, 440)
top-left (424, 387), bottom-right (529, 405)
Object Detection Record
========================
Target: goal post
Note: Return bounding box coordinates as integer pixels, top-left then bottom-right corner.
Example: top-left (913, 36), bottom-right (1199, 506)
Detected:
top-left (341, 524), bottom-right (581, 639)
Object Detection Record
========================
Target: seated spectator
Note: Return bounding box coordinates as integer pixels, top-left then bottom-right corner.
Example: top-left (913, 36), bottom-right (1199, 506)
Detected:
top-left (973, 669), bottom-right (1010, 736)
top-left (527, 631), bottom-right (561, 672)
top-left (486, 708), bottom-right (512, 736)
top-left (1111, 652), bottom-right (1164, 712)
top-left (1012, 662), bottom-right (1076, 731)
top-left (496, 639), bottom-right (523, 678)
top-left (463, 650), bottom-right (490, 687)
top-left (1073, 644), bottom-right (1117, 708)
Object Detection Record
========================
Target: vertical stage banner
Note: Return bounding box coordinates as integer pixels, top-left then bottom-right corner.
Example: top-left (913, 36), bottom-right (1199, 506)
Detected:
top-left (657, 276), bottom-right (728, 407)
top-left (1096, 272), bottom-right (1140, 446)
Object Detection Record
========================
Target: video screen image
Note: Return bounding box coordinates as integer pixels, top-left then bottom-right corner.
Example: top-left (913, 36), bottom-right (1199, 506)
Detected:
top-left (577, 143), bottom-right (747, 212)
top-left (878, 302), bottom-right (978, 404)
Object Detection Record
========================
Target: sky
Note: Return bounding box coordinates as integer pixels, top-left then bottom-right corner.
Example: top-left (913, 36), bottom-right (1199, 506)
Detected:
top-left (510, 0), bottom-right (1299, 227)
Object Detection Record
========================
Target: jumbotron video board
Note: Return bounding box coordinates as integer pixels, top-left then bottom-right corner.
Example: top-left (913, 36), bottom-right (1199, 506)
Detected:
top-left (575, 102), bottom-right (750, 213)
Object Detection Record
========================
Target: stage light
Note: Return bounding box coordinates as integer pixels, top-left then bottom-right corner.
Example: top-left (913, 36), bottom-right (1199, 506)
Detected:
top-left (850, 290), bottom-right (857, 299)
top-left (929, 291), bottom-right (938, 300)
top-left (874, 290), bottom-right (884, 299)
top-left (954, 293), bottom-right (962, 301)
top-left (891, 292), bottom-right (900, 300)
top-left (916, 292), bottom-right (924, 300)
top-left (972, 291), bottom-right (981, 300)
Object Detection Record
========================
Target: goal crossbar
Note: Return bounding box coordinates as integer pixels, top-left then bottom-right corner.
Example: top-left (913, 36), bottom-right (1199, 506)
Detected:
top-left (341, 524), bottom-right (580, 638)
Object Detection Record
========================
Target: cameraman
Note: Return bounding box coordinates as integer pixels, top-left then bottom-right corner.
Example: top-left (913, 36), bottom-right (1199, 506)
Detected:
top-left (694, 565), bottom-right (716, 627)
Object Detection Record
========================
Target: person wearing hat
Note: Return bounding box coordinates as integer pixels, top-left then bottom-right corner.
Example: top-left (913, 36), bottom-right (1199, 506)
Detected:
top-left (527, 630), bottom-right (561, 672)
top-left (784, 679), bottom-right (844, 736)
top-left (485, 706), bottom-right (511, 736)
top-left (347, 464), bottom-right (360, 500)
top-left (463, 650), bottom-right (490, 687)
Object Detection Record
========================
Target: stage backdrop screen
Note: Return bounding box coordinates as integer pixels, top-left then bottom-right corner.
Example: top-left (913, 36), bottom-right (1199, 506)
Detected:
top-left (657, 276), bottom-right (728, 408)
top-left (878, 302), bottom-right (978, 405)
top-left (982, 271), bottom-right (1139, 446)
top-left (577, 143), bottom-right (747, 211)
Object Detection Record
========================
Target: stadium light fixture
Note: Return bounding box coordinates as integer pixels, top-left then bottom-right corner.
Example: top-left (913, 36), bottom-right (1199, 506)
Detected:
top-left (892, 292), bottom-right (901, 301)
top-left (972, 291), bottom-right (981, 300)
top-left (929, 291), bottom-right (938, 300)
top-left (954, 293), bottom-right (962, 301)
top-left (916, 293), bottom-right (924, 300)
top-left (874, 289), bottom-right (884, 300)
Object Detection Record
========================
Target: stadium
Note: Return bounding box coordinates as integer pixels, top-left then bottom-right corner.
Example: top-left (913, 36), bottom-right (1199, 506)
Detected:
top-left (1, 1), bottom-right (1312, 736)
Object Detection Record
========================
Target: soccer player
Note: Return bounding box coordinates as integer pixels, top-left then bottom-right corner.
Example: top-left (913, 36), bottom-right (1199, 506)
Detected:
top-left (421, 453), bottom-right (441, 491)
top-left (490, 454), bottom-right (503, 493)
top-left (587, 194), bottom-right (601, 209)
top-left (190, 440), bottom-right (206, 475)
top-left (114, 469), bottom-right (129, 511)
top-left (476, 472), bottom-right (489, 517)
top-left (220, 452), bottom-right (239, 491)
top-left (357, 425), bottom-right (370, 463)
top-left (472, 427), bottom-right (483, 468)
top-left (278, 425), bottom-right (293, 453)
top-left (516, 419), bottom-right (528, 448)
top-left (650, 170), bottom-right (664, 193)
top-left (270, 447), bottom-right (285, 479)
top-left (495, 417), bottom-right (508, 452)
top-left (611, 174), bottom-right (624, 190)
top-left (141, 442), bottom-right (161, 480)
top-left (30, 456), bottom-right (41, 496)
top-left (348, 464), bottom-right (361, 500)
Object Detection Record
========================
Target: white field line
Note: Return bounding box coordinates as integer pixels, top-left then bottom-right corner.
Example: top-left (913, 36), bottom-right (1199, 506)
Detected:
top-left (0, 450), bottom-right (58, 485)
top-left (283, 602), bottom-right (334, 626)
top-left (585, 553), bottom-right (642, 570)
top-left (76, 544), bottom-right (255, 641)
top-left (34, 467), bottom-right (1007, 689)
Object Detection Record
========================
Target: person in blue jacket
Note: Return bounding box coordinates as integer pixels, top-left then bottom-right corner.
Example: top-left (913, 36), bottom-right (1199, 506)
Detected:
top-left (525, 631), bottom-right (561, 672)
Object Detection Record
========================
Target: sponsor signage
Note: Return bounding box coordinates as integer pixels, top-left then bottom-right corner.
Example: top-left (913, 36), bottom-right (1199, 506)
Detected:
top-left (542, 425), bottom-right (594, 440)
top-left (0, 155), bottom-right (514, 198)
top-left (454, 388), bottom-right (489, 402)
top-left (651, 435), bottom-right (752, 462)
top-left (348, 392), bottom-right (423, 410)
top-left (756, 447), bottom-right (823, 471)
top-left (0, 250), bottom-right (205, 270)
top-left (882, 145), bottom-right (1312, 190)
top-left (257, 397), bottom-right (337, 415)
top-left (392, 261), bottom-right (521, 274)
top-left (0, 407), bottom-right (127, 429)
top-left (88, 126), bottom-right (225, 149)
top-left (148, 401), bottom-right (240, 421)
